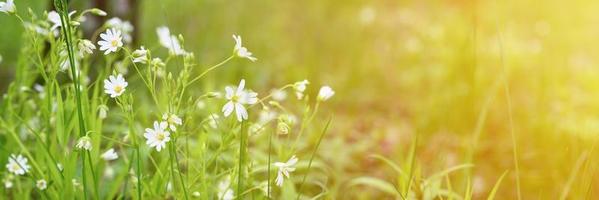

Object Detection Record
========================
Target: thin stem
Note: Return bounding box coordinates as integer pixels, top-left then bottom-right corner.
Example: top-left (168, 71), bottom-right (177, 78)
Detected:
top-left (237, 121), bottom-right (247, 199)
top-left (296, 117), bottom-right (332, 200)
top-left (172, 141), bottom-right (190, 200)
top-left (185, 55), bottom-right (234, 88)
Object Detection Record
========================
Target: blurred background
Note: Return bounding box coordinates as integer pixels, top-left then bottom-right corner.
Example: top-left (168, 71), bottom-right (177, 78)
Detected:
top-left (2, 0), bottom-right (599, 199)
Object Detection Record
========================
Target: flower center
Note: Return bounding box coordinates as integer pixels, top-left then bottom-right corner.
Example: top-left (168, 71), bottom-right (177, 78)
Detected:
top-left (10, 163), bottom-right (20, 171)
top-left (231, 95), bottom-right (240, 103)
top-left (113, 85), bottom-right (123, 93)
top-left (111, 40), bottom-right (119, 47)
top-left (156, 132), bottom-right (165, 141)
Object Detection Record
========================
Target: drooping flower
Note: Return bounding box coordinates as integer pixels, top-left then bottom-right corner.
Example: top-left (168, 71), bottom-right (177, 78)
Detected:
top-left (144, 121), bottom-right (171, 152)
top-left (78, 39), bottom-right (96, 55)
top-left (293, 80), bottom-right (309, 99)
top-left (274, 155), bottom-right (298, 187)
top-left (232, 34), bottom-right (257, 62)
top-left (101, 148), bottom-right (118, 161)
top-left (97, 104), bottom-right (108, 119)
top-left (0, 0), bottom-right (15, 14)
top-left (98, 28), bottom-right (123, 55)
top-left (317, 86), bottom-right (335, 101)
top-left (47, 10), bottom-right (76, 30)
top-left (36, 179), bottom-right (47, 190)
top-left (156, 26), bottom-right (187, 55)
top-left (105, 17), bottom-right (133, 43)
top-left (104, 74), bottom-right (128, 98)
top-left (162, 113), bottom-right (182, 132)
top-left (132, 46), bottom-right (149, 63)
top-left (6, 154), bottom-right (31, 175)
top-left (75, 136), bottom-right (92, 151)
top-left (222, 79), bottom-right (258, 122)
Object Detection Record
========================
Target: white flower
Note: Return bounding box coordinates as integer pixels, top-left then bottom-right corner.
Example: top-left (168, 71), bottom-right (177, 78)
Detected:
top-left (3, 179), bottom-right (12, 189)
top-left (271, 89), bottom-right (287, 101)
top-left (232, 34), bottom-right (257, 62)
top-left (36, 179), bottom-right (47, 190)
top-left (56, 163), bottom-right (63, 172)
top-left (317, 86), bottom-right (335, 101)
top-left (6, 154), bottom-right (31, 175)
top-left (218, 178), bottom-right (234, 200)
top-left (105, 17), bottom-right (133, 43)
top-left (98, 104), bottom-right (108, 119)
top-left (101, 148), bottom-right (118, 161)
top-left (144, 121), bottom-right (171, 152)
top-left (0, 0), bottom-right (15, 14)
top-left (293, 80), bottom-right (309, 99)
top-left (274, 155), bottom-right (298, 187)
top-left (78, 39), bottom-right (96, 55)
top-left (151, 58), bottom-right (165, 67)
top-left (76, 136), bottom-right (92, 150)
top-left (104, 74), bottom-right (128, 98)
top-left (47, 10), bottom-right (76, 30)
top-left (162, 113), bottom-right (182, 132)
top-left (222, 79), bottom-right (258, 122)
top-left (98, 28), bottom-right (123, 55)
top-left (157, 26), bottom-right (187, 55)
top-left (132, 46), bottom-right (149, 63)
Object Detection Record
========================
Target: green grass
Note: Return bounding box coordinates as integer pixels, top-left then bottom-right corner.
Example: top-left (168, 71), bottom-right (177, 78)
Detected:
top-left (1, 0), bottom-right (599, 199)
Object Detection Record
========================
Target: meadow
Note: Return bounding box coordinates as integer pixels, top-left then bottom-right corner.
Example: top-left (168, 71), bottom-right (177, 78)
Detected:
top-left (1, 0), bottom-right (599, 199)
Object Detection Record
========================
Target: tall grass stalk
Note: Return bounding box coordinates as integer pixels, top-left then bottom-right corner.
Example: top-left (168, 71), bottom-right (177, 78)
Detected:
top-left (296, 116), bottom-right (332, 200)
top-left (54, 0), bottom-right (97, 199)
top-left (495, 20), bottom-right (521, 200)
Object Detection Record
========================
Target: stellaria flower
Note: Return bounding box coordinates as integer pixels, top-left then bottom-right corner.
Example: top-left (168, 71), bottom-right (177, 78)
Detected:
top-left (317, 86), bottom-right (335, 101)
top-left (101, 148), bottom-right (118, 161)
top-left (0, 0), bottom-right (15, 14)
top-left (76, 136), bottom-right (92, 150)
top-left (144, 121), bottom-right (171, 152)
top-left (132, 46), bottom-right (149, 63)
top-left (104, 74), bottom-right (128, 98)
top-left (157, 26), bottom-right (187, 55)
top-left (222, 79), bottom-right (258, 122)
top-left (78, 39), bottom-right (96, 55)
top-left (274, 155), bottom-right (298, 187)
top-left (47, 10), bottom-right (76, 30)
top-left (98, 104), bottom-right (108, 119)
top-left (293, 80), bottom-right (309, 99)
top-left (232, 34), bottom-right (257, 62)
top-left (98, 28), bottom-right (123, 55)
top-left (162, 113), bottom-right (182, 132)
top-left (5, 154), bottom-right (30, 175)
top-left (36, 179), bottom-right (47, 190)
top-left (105, 17), bottom-right (133, 43)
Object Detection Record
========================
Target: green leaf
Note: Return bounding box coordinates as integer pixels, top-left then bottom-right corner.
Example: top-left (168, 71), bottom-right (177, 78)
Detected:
top-left (487, 171), bottom-right (509, 200)
top-left (348, 176), bottom-right (399, 197)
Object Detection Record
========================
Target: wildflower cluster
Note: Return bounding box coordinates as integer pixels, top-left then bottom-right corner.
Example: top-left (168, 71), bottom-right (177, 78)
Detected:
top-left (0, 1), bottom-right (334, 199)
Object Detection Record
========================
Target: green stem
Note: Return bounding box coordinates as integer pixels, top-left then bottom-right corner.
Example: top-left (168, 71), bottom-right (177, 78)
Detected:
top-left (295, 117), bottom-right (332, 200)
top-left (184, 55), bottom-right (234, 88)
top-left (237, 121), bottom-right (247, 199)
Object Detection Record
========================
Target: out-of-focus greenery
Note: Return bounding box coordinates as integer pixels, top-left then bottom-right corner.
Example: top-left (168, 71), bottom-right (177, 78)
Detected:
top-left (2, 0), bottom-right (599, 199)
